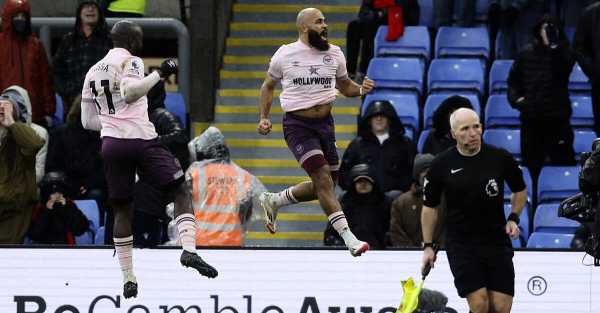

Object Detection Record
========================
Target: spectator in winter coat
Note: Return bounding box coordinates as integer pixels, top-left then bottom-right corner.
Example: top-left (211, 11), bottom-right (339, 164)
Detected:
top-left (0, 0), bottom-right (55, 127)
top-left (507, 14), bottom-right (576, 181)
top-left (0, 88), bottom-right (45, 243)
top-left (574, 2), bottom-right (600, 136)
top-left (53, 0), bottom-right (112, 115)
top-left (324, 164), bottom-right (391, 249)
top-left (340, 100), bottom-right (416, 199)
top-left (46, 95), bottom-right (107, 222)
top-left (28, 172), bottom-right (90, 245)
top-left (388, 154), bottom-right (445, 247)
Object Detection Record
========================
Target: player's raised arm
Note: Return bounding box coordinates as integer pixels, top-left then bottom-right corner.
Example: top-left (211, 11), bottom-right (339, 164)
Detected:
top-left (336, 75), bottom-right (374, 98)
top-left (257, 75), bottom-right (277, 135)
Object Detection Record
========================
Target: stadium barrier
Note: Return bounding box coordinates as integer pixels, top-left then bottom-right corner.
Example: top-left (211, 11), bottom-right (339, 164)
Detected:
top-left (0, 248), bottom-right (598, 313)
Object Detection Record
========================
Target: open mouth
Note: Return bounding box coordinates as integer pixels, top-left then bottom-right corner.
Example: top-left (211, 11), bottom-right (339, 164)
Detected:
top-left (320, 29), bottom-right (328, 40)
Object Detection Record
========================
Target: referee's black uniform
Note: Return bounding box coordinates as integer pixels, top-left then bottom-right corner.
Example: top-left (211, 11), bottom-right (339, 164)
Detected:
top-left (423, 143), bottom-right (526, 298)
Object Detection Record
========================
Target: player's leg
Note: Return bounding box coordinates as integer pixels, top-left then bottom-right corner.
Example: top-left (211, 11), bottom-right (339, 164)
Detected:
top-left (172, 179), bottom-right (218, 278)
top-left (465, 288), bottom-right (490, 313)
top-left (488, 291), bottom-right (512, 313)
top-left (101, 137), bottom-right (138, 298)
top-left (140, 141), bottom-right (217, 278)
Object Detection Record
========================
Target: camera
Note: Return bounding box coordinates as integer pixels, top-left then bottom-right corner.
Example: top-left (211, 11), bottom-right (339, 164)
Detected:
top-left (559, 139), bottom-right (600, 265)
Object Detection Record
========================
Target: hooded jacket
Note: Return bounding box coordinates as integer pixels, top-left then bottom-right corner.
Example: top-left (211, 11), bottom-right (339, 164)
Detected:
top-left (3, 86), bottom-right (49, 183)
top-left (422, 95), bottom-right (473, 155)
top-left (0, 0), bottom-right (55, 124)
top-left (339, 100), bottom-right (417, 193)
top-left (507, 15), bottom-right (574, 122)
top-left (574, 2), bottom-right (600, 85)
top-left (184, 127), bottom-right (266, 246)
top-left (53, 0), bottom-right (112, 106)
top-left (0, 89), bottom-right (45, 243)
top-left (46, 97), bottom-right (105, 193)
top-left (147, 80), bottom-right (190, 169)
top-left (325, 166), bottom-right (391, 249)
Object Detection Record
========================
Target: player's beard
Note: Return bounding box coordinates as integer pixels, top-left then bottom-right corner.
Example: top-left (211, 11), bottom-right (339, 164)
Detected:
top-left (308, 29), bottom-right (329, 51)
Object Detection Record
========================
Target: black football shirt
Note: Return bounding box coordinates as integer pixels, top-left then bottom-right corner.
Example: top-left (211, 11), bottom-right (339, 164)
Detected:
top-left (423, 144), bottom-right (526, 246)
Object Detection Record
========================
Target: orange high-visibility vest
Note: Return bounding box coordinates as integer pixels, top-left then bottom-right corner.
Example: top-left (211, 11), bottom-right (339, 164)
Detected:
top-left (189, 162), bottom-right (251, 246)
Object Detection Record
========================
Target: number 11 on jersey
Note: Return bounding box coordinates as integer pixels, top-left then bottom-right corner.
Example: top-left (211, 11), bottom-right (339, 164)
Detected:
top-left (90, 79), bottom-right (115, 114)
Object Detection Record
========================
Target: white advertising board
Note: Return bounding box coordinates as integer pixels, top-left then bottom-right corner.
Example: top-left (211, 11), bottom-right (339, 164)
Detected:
top-left (0, 249), bottom-right (598, 313)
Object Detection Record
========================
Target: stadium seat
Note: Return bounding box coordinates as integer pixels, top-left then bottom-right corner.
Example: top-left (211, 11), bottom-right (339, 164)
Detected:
top-left (482, 129), bottom-right (521, 161)
top-left (95, 226), bottom-right (105, 245)
top-left (362, 93), bottom-right (420, 136)
top-left (367, 58), bottom-right (424, 96)
top-left (533, 203), bottom-right (580, 234)
top-left (565, 27), bottom-right (575, 44)
top-left (537, 166), bottom-right (580, 203)
top-left (165, 92), bottom-right (188, 130)
top-left (570, 96), bottom-right (594, 129)
top-left (53, 94), bottom-right (64, 125)
top-left (569, 63), bottom-right (591, 95)
top-left (526, 232), bottom-right (574, 248)
top-left (573, 130), bottom-right (596, 160)
top-left (74, 199), bottom-right (100, 232)
top-left (417, 129), bottom-right (430, 153)
top-left (488, 60), bottom-right (514, 94)
top-left (427, 59), bottom-right (485, 96)
top-left (76, 230), bottom-right (95, 245)
top-left (418, 0), bottom-right (434, 28)
top-left (374, 26), bottom-right (430, 63)
top-left (484, 95), bottom-right (520, 128)
top-left (423, 94), bottom-right (480, 129)
top-left (504, 166), bottom-right (533, 202)
top-left (435, 27), bottom-right (490, 60)
top-left (504, 203), bottom-right (530, 241)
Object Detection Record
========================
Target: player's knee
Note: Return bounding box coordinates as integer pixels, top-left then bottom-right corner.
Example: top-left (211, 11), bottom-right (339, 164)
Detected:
top-left (164, 177), bottom-right (186, 201)
top-left (468, 292), bottom-right (490, 313)
top-left (310, 166), bottom-right (334, 190)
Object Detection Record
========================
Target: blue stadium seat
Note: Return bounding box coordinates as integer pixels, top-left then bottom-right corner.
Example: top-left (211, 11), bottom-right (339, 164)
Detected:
top-left (53, 94), bottom-right (64, 125)
top-left (362, 93), bottom-right (420, 135)
top-left (489, 60), bottom-right (514, 94)
top-left (165, 92), bottom-right (187, 130)
top-left (374, 26), bottom-right (430, 63)
top-left (367, 58), bottom-right (424, 96)
top-left (482, 129), bottom-right (521, 161)
top-left (534, 203), bottom-right (580, 234)
top-left (526, 232), bottom-right (574, 248)
top-left (76, 230), bottom-right (95, 245)
top-left (475, 0), bottom-right (489, 21)
top-left (417, 129), bottom-right (430, 153)
top-left (570, 96), bottom-right (594, 129)
top-left (573, 130), bottom-right (596, 160)
top-left (504, 166), bottom-right (533, 202)
top-left (74, 199), bottom-right (100, 232)
top-left (435, 27), bottom-right (490, 60)
top-left (504, 203), bottom-right (530, 242)
top-left (427, 59), bottom-right (485, 96)
top-left (494, 30), bottom-right (509, 60)
top-left (423, 94), bottom-right (480, 129)
top-left (565, 27), bottom-right (575, 44)
top-left (569, 63), bottom-right (591, 95)
top-left (418, 0), bottom-right (434, 28)
top-left (537, 166), bottom-right (580, 203)
top-left (95, 226), bottom-right (105, 245)
top-left (484, 95), bottom-right (520, 128)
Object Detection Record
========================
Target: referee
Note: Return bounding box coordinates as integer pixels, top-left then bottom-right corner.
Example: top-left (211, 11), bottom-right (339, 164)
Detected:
top-left (421, 108), bottom-right (527, 313)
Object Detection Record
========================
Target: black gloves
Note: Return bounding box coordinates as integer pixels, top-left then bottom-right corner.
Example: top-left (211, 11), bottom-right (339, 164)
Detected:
top-left (159, 58), bottom-right (178, 78)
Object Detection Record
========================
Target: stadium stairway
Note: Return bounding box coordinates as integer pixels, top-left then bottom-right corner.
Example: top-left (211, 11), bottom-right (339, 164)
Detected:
top-left (194, 0), bottom-right (361, 247)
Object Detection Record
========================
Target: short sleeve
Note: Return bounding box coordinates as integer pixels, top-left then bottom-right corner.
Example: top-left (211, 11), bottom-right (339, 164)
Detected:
top-left (122, 57), bottom-right (145, 80)
top-left (423, 158), bottom-right (444, 207)
top-left (267, 46), bottom-right (284, 81)
top-left (334, 47), bottom-right (348, 79)
top-left (502, 149), bottom-right (526, 193)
